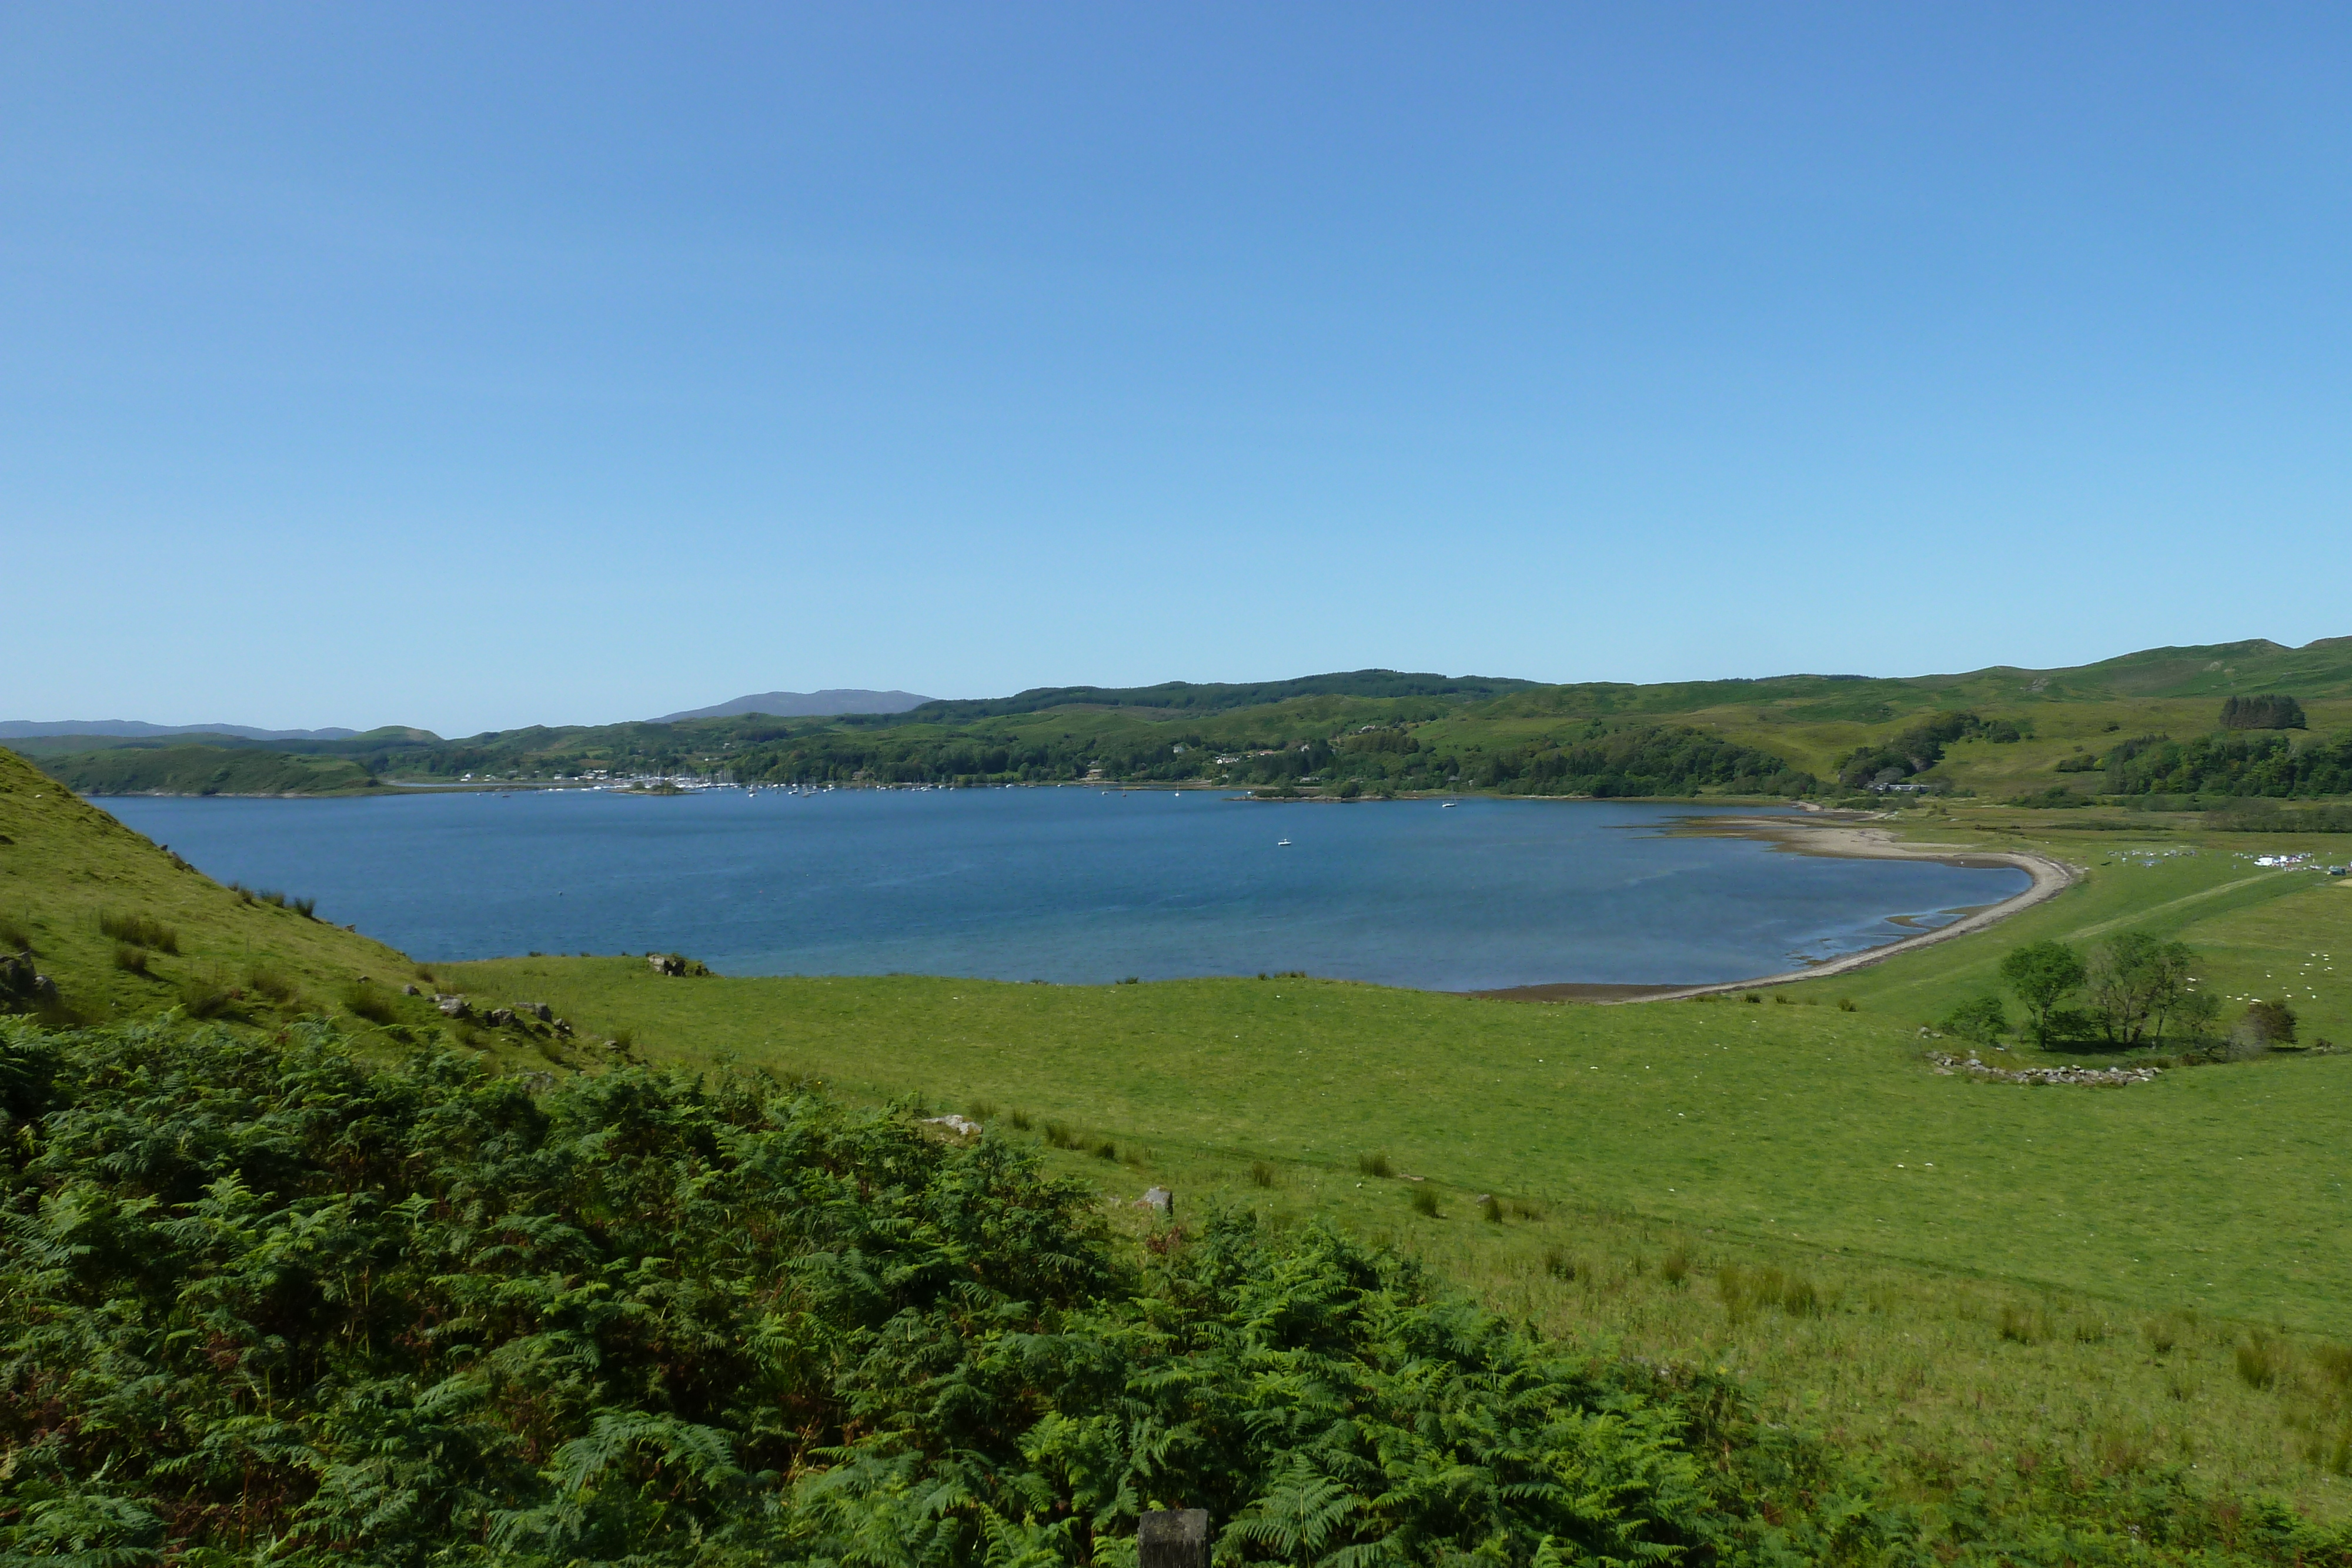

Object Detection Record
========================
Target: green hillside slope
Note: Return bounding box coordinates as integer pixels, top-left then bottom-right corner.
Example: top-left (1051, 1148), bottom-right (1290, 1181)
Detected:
top-left (29, 636), bottom-right (2352, 798)
top-left (0, 745), bottom-right (410, 1021)
top-left (37, 742), bottom-right (381, 795)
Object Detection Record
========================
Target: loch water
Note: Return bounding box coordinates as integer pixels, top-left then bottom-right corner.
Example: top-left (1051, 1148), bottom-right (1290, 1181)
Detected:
top-left (95, 788), bottom-right (2030, 992)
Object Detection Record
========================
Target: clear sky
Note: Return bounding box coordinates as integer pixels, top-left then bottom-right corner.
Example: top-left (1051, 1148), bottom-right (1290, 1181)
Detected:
top-left (7, 4), bottom-right (2349, 735)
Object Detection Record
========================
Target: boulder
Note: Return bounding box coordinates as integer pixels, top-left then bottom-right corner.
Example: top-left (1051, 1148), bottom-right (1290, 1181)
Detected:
top-left (402, 984), bottom-right (422, 996)
top-left (523, 1001), bottom-right (553, 1022)
top-left (1138, 1186), bottom-right (1174, 1217)
top-left (436, 995), bottom-right (470, 1018)
top-left (922, 1114), bottom-right (981, 1136)
top-left (488, 1008), bottom-right (514, 1027)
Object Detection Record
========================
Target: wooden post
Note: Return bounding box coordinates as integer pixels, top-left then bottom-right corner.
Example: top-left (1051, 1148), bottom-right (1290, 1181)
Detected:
top-left (1138, 1507), bottom-right (1210, 1568)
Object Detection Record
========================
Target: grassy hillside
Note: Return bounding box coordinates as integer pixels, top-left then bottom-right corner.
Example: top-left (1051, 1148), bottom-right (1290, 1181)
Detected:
top-left (18, 732), bottom-right (2352, 1539)
top-left (421, 800), bottom-right (2352, 1522)
top-left (0, 747), bottom-right (416, 1020)
top-left (34, 634), bottom-right (2350, 798)
top-left (35, 741), bottom-right (382, 795)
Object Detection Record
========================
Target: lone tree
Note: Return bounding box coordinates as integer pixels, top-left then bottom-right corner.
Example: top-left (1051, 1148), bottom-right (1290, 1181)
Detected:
top-left (1999, 940), bottom-right (2086, 1045)
top-left (2219, 694), bottom-right (2306, 730)
top-left (2083, 932), bottom-right (2197, 1047)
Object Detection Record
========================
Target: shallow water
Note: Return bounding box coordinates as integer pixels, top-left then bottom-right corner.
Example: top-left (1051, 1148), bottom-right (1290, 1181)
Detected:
top-left (96, 788), bottom-right (2029, 991)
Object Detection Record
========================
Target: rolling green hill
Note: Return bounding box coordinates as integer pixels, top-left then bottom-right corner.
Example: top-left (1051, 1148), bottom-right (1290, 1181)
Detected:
top-left (37, 741), bottom-right (382, 795)
top-left (31, 636), bottom-right (2352, 800)
top-left (15, 731), bottom-right (2352, 1549)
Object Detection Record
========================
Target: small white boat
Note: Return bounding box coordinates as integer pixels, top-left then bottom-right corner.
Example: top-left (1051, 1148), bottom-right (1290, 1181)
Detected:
top-left (1277, 838), bottom-right (1292, 847)
top-left (1441, 801), bottom-right (1455, 808)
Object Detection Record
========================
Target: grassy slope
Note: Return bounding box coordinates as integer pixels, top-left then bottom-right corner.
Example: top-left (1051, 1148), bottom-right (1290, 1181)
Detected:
top-left (21, 743), bottom-right (2352, 1513)
top-left (437, 801), bottom-right (2352, 1514)
top-left (35, 743), bottom-right (379, 795)
top-left (0, 747), bottom-right (413, 1021)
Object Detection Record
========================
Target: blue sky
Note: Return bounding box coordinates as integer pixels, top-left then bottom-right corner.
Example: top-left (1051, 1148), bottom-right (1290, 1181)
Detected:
top-left (6, 4), bottom-right (2349, 735)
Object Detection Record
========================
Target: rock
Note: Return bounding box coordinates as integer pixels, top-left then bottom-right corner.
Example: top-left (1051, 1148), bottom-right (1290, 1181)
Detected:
top-left (436, 995), bottom-right (470, 1018)
top-left (922, 1114), bottom-right (981, 1136)
top-left (553, 1018), bottom-right (573, 1036)
top-left (402, 984), bottom-right (421, 996)
top-left (523, 1001), bottom-right (553, 1022)
top-left (488, 1008), bottom-right (514, 1027)
top-left (648, 953), bottom-right (684, 976)
top-left (1138, 1186), bottom-right (1174, 1217)
top-left (1138, 1508), bottom-right (1211, 1568)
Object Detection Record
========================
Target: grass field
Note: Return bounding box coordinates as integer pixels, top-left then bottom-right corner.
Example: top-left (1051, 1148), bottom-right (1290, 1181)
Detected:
top-left (429, 803), bottom-right (2352, 1518)
top-left (17, 740), bottom-right (2352, 1528)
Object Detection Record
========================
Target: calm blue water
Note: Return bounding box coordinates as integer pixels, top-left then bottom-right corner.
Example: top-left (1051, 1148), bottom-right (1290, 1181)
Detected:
top-left (94, 789), bottom-right (2028, 991)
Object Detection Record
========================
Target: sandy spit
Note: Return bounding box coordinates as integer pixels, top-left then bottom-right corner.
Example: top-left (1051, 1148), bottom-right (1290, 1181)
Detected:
top-left (1606, 817), bottom-right (2080, 1004)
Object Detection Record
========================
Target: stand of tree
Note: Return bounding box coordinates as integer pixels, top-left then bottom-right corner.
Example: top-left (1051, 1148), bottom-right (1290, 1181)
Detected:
top-left (2097, 731), bottom-right (2352, 798)
top-left (1834, 711), bottom-right (2027, 790)
top-left (2219, 695), bottom-right (2307, 731)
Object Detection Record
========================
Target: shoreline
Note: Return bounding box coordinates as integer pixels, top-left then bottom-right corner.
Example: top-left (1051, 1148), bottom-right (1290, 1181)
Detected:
top-left (1616, 818), bottom-right (2077, 1002)
top-left (1469, 816), bottom-right (2078, 1005)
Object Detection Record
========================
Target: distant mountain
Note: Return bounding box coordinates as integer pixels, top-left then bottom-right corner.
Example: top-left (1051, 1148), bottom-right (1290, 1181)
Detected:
top-left (653, 690), bottom-right (934, 723)
top-left (0, 719), bottom-right (362, 741)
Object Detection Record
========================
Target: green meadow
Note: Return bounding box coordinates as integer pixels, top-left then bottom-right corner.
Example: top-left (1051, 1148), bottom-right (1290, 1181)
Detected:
top-left (425, 805), bottom-right (2352, 1517)
top-left (16, 728), bottom-right (2352, 1529)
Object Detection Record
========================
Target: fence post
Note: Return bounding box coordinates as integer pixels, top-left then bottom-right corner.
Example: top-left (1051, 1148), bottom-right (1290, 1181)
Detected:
top-left (1137, 1508), bottom-right (1210, 1568)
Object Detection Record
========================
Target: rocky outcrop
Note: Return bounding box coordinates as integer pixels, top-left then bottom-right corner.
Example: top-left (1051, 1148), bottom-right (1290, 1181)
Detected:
top-left (1929, 1050), bottom-right (2161, 1086)
top-left (0, 953), bottom-right (58, 1008)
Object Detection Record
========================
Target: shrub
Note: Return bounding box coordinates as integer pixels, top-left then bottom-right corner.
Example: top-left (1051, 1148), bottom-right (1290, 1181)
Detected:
top-left (0, 1017), bottom-right (1809, 1566)
top-left (2236, 999), bottom-right (2298, 1051)
top-left (341, 981), bottom-right (397, 1025)
top-left (1409, 1185), bottom-right (1441, 1218)
top-left (1939, 993), bottom-right (2008, 1045)
top-left (1357, 1150), bottom-right (1395, 1178)
top-left (1008, 1108), bottom-right (1033, 1131)
top-left (1248, 1160), bottom-right (1278, 1189)
top-left (1092, 1138), bottom-right (1118, 1161)
top-left (1836, 997), bottom-right (1857, 1012)
top-left (1479, 1194), bottom-right (1504, 1223)
top-left (1043, 1120), bottom-right (1079, 1150)
top-left (98, 910), bottom-right (179, 952)
top-left (243, 967), bottom-right (297, 1003)
top-left (112, 943), bottom-right (149, 975)
top-left (1781, 1276), bottom-right (1822, 1317)
top-left (176, 978), bottom-right (232, 1019)
top-left (1542, 1246), bottom-right (1576, 1279)
top-left (1659, 1249), bottom-right (1689, 1287)
top-left (2237, 1333), bottom-right (2285, 1390)
top-left (2144, 1317), bottom-right (2179, 1355)
top-left (1998, 1303), bottom-right (2049, 1343)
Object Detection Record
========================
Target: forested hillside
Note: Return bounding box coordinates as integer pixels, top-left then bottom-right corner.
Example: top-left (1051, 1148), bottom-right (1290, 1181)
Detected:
top-left (24, 636), bottom-right (2352, 801)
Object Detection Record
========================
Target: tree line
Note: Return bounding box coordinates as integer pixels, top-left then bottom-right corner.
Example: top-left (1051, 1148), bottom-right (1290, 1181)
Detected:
top-left (2094, 731), bottom-right (2352, 799)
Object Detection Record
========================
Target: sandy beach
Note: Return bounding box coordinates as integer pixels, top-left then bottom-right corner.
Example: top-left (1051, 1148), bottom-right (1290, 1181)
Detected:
top-left (1613, 817), bottom-right (2078, 1002)
top-left (1466, 814), bottom-right (2079, 1005)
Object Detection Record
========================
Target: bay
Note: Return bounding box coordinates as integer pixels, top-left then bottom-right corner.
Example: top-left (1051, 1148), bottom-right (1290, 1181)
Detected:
top-left (94, 788), bottom-right (2029, 991)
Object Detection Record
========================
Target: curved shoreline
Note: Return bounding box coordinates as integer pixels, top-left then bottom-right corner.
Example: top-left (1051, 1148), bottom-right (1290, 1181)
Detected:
top-left (1602, 818), bottom-right (2079, 1003)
